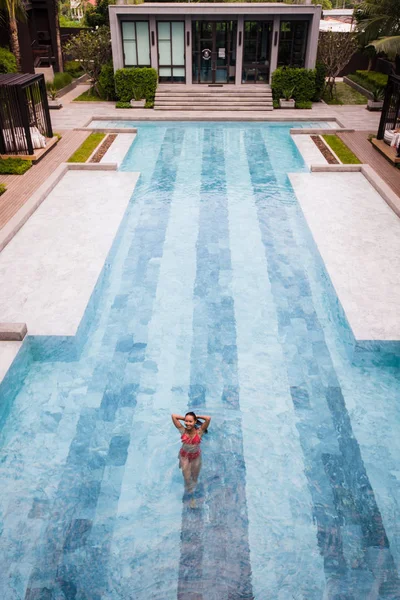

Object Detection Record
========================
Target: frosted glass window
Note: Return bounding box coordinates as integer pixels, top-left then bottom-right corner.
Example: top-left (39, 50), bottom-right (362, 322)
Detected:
top-left (159, 67), bottom-right (172, 76)
top-left (136, 22), bottom-right (150, 65)
top-left (171, 22), bottom-right (185, 66)
top-left (123, 41), bottom-right (137, 66)
top-left (122, 21), bottom-right (150, 67)
top-left (173, 68), bottom-right (185, 77)
top-left (158, 40), bottom-right (171, 66)
top-left (158, 22), bottom-right (170, 41)
top-left (122, 22), bottom-right (136, 41)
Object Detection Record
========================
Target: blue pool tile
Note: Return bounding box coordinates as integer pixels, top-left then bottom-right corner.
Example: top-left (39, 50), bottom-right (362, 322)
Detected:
top-left (107, 435), bottom-right (130, 466)
top-left (63, 519), bottom-right (93, 552)
top-left (99, 390), bottom-right (119, 422)
top-left (222, 344), bottom-right (237, 365)
top-left (120, 383), bottom-right (139, 407)
top-left (28, 498), bottom-right (50, 519)
top-left (116, 335), bottom-right (135, 353)
top-left (222, 385), bottom-right (239, 409)
top-left (188, 384), bottom-right (206, 407)
top-left (112, 294), bottom-right (128, 309)
top-left (290, 386), bottom-right (310, 409)
top-left (25, 588), bottom-right (53, 600)
top-left (128, 342), bottom-right (147, 363)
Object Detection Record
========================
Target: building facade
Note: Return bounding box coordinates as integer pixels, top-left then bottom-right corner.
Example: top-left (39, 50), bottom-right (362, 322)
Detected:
top-left (110, 2), bottom-right (321, 86)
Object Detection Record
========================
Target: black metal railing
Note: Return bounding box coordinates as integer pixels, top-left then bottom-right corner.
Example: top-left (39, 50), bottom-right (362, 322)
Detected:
top-left (377, 74), bottom-right (400, 140)
top-left (0, 73), bottom-right (52, 156)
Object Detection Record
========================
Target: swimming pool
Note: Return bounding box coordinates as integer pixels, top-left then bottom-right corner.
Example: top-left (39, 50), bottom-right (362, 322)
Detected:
top-left (1, 122), bottom-right (400, 599)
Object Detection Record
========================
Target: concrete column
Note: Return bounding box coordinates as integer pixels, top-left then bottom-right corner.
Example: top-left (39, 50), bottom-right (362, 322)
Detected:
top-left (149, 16), bottom-right (158, 70)
top-left (185, 15), bottom-right (192, 85)
top-left (110, 9), bottom-right (124, 71)
top-left (235, 16), bottom-right (244, 86)
top-left (269, 16), bottom-right (280, 83)
top-left (305, 9), bottom-right (321, 69)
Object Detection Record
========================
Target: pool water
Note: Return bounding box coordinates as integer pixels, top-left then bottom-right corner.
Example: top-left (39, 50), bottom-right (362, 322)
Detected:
top-left (1, 122), bottom-right (400, 599)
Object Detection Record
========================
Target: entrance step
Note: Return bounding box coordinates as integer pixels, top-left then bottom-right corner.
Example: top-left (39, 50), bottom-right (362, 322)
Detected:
top-left (154, 85), bottom-right (274, 111)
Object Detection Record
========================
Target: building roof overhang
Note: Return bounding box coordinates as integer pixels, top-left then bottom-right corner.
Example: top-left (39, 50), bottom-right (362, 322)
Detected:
top-left (111, 2), bottom-right (321, 16)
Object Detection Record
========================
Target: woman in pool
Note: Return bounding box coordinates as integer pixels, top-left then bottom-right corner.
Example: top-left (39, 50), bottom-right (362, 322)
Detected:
top-left (171, 412), bottom-right (211, 499)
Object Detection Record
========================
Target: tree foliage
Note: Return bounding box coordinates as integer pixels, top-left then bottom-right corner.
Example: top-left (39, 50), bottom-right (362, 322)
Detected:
top-left (64, 26), bottom-right (111, 93)
top-left (84, 0), bottom-right (115, 27)
top-left (356, 0), bottom-right (400, 59)
top-left (317, 31), bottom-right (358, 97)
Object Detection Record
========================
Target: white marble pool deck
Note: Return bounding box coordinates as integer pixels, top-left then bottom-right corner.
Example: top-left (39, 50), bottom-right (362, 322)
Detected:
top-left (100, 133), bottom-right (136, 166)
top-left (291, 134), bottom-right (328, 169)
top-left (290, 171), bottom-right (400, 342)
top-left (0, 170), bottom-right (138, 339)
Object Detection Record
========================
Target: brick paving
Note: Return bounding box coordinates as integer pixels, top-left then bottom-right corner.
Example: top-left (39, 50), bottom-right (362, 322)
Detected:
top-left (338, 130), bottom-right (400, 197)
top-left (0, 130), bottom-right (88, 231)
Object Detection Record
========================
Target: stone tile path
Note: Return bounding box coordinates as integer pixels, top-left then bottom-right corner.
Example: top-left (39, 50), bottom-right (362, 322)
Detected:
top-left (0, 130), bottom-right (88, 230)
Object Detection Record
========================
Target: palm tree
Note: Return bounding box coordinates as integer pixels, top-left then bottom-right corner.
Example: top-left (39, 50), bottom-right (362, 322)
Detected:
top-left (0, 0), bottom-right (26, 71)
top-left (356, 0), bottom-right (400, 59)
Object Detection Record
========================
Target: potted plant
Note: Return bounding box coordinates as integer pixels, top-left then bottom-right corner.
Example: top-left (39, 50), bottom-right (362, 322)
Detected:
top-left (279, 87), bottom-right (295, 109)
top-left (46, 86), bottom-right (63, 110)
top-left (367, 86), bottom-right (385, 111)
top-left (130, 87), bottom-right (146, 108)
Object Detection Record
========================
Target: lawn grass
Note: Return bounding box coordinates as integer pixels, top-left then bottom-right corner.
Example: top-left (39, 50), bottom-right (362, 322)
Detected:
top-left (67, 133), bottom-right (106, 163)
top-left (322, 135), bottom-right (361, 164)
top-left (322, 82), bottom-right (367, 106)
top-left (73, 89), bottom-right (107, 102)
top-left (0, 157), bottom-right (32, 175)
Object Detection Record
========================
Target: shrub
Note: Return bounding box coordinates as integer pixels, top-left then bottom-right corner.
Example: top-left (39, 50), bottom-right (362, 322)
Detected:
top-left (99, 62), bottom-right (116, 100)
top-left (295, 101), bottom-right (312, 109)
top-left (145, 100), bottom-right (154, 109)
top-left (0, 183), bottom-right (6, 195)
top-left (116, 101), bottom-right (132, 108)
top-left (0, 47), bottom-right (17, 74)
top-left (355, 70), bottom-right (388, 88)
top-left (0, 158), bottom-right (32, 175)
top-left (47, 72), bottom-right (73, 92)
top-left (271, 67), bottom-right (316, 103)
top-left (313, 62), bottom-right (327, 102)
top-left (115, 67), bottom-right (158, 103)
top-left (64, 60), bottom-right (83, 77)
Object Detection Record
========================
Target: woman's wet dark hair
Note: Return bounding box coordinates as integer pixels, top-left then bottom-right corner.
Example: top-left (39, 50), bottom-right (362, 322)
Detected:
top-left (185, 411), bottom-right (208, 433)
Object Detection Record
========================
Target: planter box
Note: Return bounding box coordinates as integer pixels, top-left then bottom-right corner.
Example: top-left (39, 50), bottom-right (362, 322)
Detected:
top-left (367, 99), bottom-right (383, 111)
top-left (48, 100), bottom-right (63, 110)
top-left (130, 99), bottom-right (146, 108)
top-left (279, 98), bottom-right (295, 109)
top-left (343, 76), bottom-right (374, 101)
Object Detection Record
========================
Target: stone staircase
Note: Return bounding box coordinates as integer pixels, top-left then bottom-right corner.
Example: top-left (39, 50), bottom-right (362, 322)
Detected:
top-left (154, 84), bottom-right (273, 111)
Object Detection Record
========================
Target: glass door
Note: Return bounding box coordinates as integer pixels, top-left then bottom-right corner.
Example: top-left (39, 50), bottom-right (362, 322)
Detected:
top-left (242, 21), bottom-right (272, 84)
top-left (192, 21), bottom-right (236, 84)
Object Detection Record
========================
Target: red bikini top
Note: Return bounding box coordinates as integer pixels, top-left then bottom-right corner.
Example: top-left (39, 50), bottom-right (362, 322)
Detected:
top-left (181, 431), bottom-right (201, 445)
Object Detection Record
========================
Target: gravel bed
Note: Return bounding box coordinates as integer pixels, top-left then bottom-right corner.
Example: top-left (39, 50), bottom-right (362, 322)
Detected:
top-left (311, 135), bottom-right (339, 165)
top-left (90, 134), bottom-right (117, 163)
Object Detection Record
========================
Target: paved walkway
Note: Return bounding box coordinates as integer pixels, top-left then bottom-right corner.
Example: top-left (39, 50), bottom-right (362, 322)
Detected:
top-left (51, 84), bottom-right (382, 130)
top-left (0, 130), bottom-right (88, 230)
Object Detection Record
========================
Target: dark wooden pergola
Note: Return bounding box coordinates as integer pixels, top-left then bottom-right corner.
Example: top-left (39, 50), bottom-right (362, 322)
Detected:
top-left (378, 74), bottom-right (400, 146)
top-left (0, 73), bottom-right (53, 156)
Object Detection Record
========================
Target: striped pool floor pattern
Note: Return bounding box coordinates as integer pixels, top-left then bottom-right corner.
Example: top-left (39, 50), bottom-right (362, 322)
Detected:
top-left (0, 123), bottom-right (400, 599)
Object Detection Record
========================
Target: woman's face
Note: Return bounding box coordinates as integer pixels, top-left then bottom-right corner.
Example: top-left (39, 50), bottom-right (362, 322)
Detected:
top-left (184, 415), bottom-right (196, 431)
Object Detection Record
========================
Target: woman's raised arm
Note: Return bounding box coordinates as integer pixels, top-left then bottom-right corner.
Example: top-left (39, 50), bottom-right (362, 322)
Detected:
top-left (196, 415), bottom-right (211, 433)
top-left (171, 414), bottom-right (185, 430)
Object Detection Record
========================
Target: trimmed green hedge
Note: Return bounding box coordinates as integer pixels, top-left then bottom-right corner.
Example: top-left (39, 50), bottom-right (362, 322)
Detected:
top-left (99, 62), bottom-right (116, 100)
top-left (0, 158), bottom-right (32, 175)
top-left (0, 47), bottom-right (17, 74)
top-left (313, 62), bottom-right (327, 102)
top-left (115, 67), bottom-right (158, 103)
top-left (116, 101), bottom-right (132, 108)
top-left (354, 70), bottom-right (388, 88)
top-left (346, 71), bottom-right (388, 95)
top-left (271, 67), bottom-right (316, 103)
top-left (0, 183), bottom-right (7, 195)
